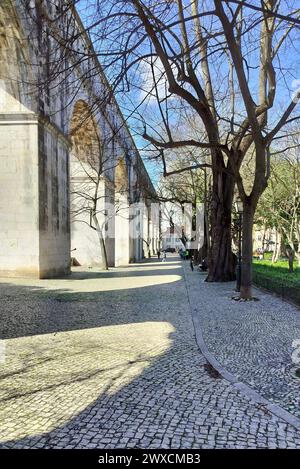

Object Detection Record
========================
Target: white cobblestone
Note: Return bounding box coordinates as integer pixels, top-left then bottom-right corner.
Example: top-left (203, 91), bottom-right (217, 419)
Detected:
top-left (0, 258), bottom-right (299, 448)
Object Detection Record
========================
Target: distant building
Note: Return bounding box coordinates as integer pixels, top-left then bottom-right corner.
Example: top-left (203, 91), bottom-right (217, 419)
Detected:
top-left (253, 227), bottom-right (277, 253)
top-left (161, 229), bottom-right (184, 251)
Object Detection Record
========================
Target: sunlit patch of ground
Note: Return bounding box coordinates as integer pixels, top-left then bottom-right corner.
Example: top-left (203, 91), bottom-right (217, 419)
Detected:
top-left (0, 262), bottom-right (182, 296)
top-left (0, 321), bottom-right (174, 442)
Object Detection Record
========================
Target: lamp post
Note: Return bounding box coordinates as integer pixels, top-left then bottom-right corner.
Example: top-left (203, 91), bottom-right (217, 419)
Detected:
top-left (235, 196), bottom-right (243, 292)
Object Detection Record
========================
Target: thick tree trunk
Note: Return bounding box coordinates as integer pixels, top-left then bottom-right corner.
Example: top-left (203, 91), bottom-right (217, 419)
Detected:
top-left (206, 172), bottom-right (236, 282)
top-left (197, 213), bottom-right (209, 263)
top-left (240, 205), bottom-right (254, 299)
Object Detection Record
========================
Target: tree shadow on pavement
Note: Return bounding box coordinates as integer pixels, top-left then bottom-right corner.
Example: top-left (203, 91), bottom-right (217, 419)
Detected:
top-left (0, 258), bottom-right (289, 449)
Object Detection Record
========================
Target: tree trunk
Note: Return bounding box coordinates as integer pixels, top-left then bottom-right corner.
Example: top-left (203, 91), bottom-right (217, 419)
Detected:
top-left (295, 248), bottom-right (300, 267)
top-left (93, 214), bottom-right (108, 270)
top-left (296, 231), bottom-right (300, 266)
top-left (240, 205), bottom-right (254, 299)
top-left (197, 212), bottom-right (209, 263)
top-left (261, 226), bottom-right (266, 259)
top-left (286, 247), bottom-right (295, 273)
top-left (206, 172), bottom-right (236, 282)
top-left (272, 230), bottom-right (281, 263)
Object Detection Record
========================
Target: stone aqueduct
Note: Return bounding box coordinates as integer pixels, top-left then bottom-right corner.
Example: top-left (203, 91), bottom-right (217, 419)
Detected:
top-left (0, 1), bottom-right (160, 278)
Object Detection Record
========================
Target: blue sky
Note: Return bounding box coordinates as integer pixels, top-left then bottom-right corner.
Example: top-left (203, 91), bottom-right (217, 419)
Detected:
top-left (76, 0), bottom-right (300, 187)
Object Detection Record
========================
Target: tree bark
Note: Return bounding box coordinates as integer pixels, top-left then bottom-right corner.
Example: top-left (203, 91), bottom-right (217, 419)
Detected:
top-left (295, 247), bottom-right (300, 267)
top-left (198, 216), bottom-right (208, 262)
top-left (206, 171), bottom-right (236, 282)
top-left (240, 205), bottom-right (254, 299)
top-left (261, 226), bottom-right (266, 259)
top-left (272, 230), bottom-right (281, 263)
top-left (286, 247), bottom-right (295, 273)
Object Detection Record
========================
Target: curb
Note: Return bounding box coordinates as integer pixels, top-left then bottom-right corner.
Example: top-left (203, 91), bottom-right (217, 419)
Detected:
top-left (182, 261), bottom-right (300, 431)
top-left (252, 281), bottom-right (300, 311)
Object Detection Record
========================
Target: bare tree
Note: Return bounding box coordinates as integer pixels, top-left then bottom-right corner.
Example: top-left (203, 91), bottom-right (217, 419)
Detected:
top-left (6, 1), bottom-right (300, 298)
top-left (70, 104), bottom-right (131, 270)
top-left (157, 145), bottom-right (210, 261)
top-left (84, 0), bottom-right (300, 298)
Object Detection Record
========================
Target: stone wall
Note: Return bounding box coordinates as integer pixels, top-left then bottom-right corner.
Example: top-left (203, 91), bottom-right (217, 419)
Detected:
top-left (38, 123), bottom-right (70, 278)
top-left (0, 116), bottom-right (40, 276)
top-left (0, 0), bottom-right (159, 277)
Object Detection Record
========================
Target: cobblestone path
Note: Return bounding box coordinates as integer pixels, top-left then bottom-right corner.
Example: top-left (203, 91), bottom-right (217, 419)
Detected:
top-left (185, 264), bottom-right (300, 418)
top-left (0, 257), bottom-right (300, 448)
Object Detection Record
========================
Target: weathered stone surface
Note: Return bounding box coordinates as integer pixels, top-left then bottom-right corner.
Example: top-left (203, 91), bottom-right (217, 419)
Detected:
top-left (0, 1), bottom-right (159, 277)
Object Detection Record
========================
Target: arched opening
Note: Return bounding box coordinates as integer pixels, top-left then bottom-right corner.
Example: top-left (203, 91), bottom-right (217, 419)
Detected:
top-left (0, 2), bottom-right (33, 112)
top-left (70, 100), bottom-right (109, 268)
top-left (70, 101), bottom-right (101, 166)
top-left (114, 157), bottom-right (130, 266)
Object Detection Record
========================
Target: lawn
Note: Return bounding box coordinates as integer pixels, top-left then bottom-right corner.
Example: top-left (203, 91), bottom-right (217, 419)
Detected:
top-left (253, 257), bottom-right (300, 287)
top-left (253, 256), bottom-right (300, 306)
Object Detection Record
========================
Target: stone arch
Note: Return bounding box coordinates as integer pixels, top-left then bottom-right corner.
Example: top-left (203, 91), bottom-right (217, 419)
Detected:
top-left (69, 100), bottom-right (109, 267)
top-left (70, 100), bottom-right (102, 166)
top-left (0, 2), bottom-right (33, 112)
top-left (115, 157), bottom-right (129, 201)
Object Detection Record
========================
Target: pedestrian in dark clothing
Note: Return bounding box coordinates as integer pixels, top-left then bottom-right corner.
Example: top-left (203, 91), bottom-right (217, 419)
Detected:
top-left (200, 258), bottom-right (208, 271)
top-left (190, 258), bottom-right (194, 271)
top-left (157, 250), bottom-right (161, 260)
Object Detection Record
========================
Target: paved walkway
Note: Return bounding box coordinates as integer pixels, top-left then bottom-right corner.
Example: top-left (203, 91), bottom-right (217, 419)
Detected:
top-left (184, 262), bottom-right (300, 418)
top-left (0, 257), bottom-right (299, 448)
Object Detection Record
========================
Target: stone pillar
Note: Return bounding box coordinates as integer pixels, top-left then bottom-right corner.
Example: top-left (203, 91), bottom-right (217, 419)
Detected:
top-left (38, 123), bottom-right (70, 278)
top-left (105, 183), bottom-right (115, 268)
top-left (114, 196), bottom-right (130, 266)
top-left (0, 114), bottom-right (40, 276)
top-left (71, 169), bottom-right (106, 267)
top-left (0, 114), bottom-right (70, 277)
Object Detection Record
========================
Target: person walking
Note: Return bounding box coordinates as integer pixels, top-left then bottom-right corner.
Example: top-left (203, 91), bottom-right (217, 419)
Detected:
top-left (190, 257), bottom-right (194, 271)
top-left (157, 250), bottom-right (161, 260)
top-left (162, 251), bottom-right (167, 262)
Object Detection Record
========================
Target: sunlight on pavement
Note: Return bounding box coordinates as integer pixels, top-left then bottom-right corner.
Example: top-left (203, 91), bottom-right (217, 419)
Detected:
top-left (0, 321), bottom-right (174, 442)
top-left (0, 267), bottom-right (182, 295)
top-left (126, 264), bottom-right (182, 271)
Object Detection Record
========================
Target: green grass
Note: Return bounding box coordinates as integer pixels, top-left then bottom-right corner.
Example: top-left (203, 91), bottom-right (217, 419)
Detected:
top-left (253, 257), bottom-right (300, 288)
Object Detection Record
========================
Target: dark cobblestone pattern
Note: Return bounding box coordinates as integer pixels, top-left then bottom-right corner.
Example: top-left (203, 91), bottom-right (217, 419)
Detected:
top-left (0, 259), bottom-right (300, 448)
top-left (185, 264), bottom-right (300, 417)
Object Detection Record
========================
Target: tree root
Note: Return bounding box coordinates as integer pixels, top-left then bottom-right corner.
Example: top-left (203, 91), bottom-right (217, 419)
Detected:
top-left (231, 296), bottom-right (259, 302)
